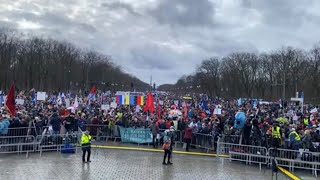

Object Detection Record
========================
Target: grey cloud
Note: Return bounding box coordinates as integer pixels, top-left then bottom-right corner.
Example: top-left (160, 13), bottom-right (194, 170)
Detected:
top-left (240, 0), bottom-right (310, 27)
top-left (149, 0), bottom-right (214, 27)
top-left (1, 10), bottom-right (97, 33)
top-left (100, 2), bottom-right (140, 16)
top-left (130, 46), bottom-right (175, 70)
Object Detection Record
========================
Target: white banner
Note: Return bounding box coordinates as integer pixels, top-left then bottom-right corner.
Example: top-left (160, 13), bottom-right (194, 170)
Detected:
top-left (15, 99), bottom-right (25, 105)
top-left (36, 92), bottom-right (46, 101)
top-left (101, 104), bottom-right (110, 111)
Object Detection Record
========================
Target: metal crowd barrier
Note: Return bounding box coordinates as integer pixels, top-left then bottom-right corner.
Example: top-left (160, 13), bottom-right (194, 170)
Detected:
top-left (217, 142), bottom-right (268, 170)
top-left (269, 148), bottom-right (320, 177)
top-left (190, 133), bottom-right (214, 152)
top-left (38, 133), bottom-right (79, 156)
top-left (0, 135), bottom-right (38, 157)
top-left (220, 135), bottom-right (242, 144)
top-left (0, 127), bottom-right (38, 137)
top-left (158, 129), bottom-right (182, 148)
top-left (83, 124), bottom-right (116, 142)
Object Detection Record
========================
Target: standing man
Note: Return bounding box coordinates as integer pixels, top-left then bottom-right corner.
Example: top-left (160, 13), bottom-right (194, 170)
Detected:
top-left (150, 120), bottom-right (159, 148)
top-left (162, 129), bottom-right (172, 165)
top-left (184, 123), bottom-right (193, 152)
top-left (272, 122), bottom-right (282, 149)
top-left (289, 128), bottom-right (301, 150)
top-left (81, 130), bottom-right (92, 163)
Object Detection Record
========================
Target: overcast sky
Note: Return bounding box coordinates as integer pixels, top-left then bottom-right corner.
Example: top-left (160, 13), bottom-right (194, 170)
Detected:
top-left (1, 0), bottom-right (320, 85)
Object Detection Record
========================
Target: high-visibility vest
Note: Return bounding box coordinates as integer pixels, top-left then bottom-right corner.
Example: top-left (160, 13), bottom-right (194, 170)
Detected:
top-left (289, 131), bottom-right (301, 141)
top-left (81, 134), bottom-right (92, 145)
top-left (272, 126), bottom-right (281, 139)
top-left (304, 118), bottom-right (309, 125)
top-left (117, 112), bottom-right (123, 118)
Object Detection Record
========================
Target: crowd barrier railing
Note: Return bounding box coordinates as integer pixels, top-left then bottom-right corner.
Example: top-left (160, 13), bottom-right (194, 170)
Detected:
top-left (82, 124), bottom-right (119, 142)
top-left (0, 135), bottom-right (38, 157)
top-left (37, 133), bottom-right (79, 156)
top-left (216, 140), bottom-right (320, 177)
top-left (158, 129), bottom-right (183, 148)
top-left (217, 141), bottom-right (269, 170)
top-left (220, 135), bottom-right (242, 144)
top-left (268, 148), bottom-right (320, 177)
top-left (190, 133), bottom-right (214, 152)
top-left (0, 127), bottom-right (39, 137)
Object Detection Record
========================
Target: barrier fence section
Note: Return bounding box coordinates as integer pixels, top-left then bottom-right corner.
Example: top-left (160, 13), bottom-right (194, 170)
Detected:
top-left (268, 148), bottom-right (320, 177)
top-left (190, 133), bottom-right (214, 152)
top-left (217, 141), bottom-right (268, 170)
top-left (0, 135), bottom-right (38, 158)
top-left (0, 127), bottom-right (39, 137)
top-left (220, 135), bottom-right (242, 144)
top-left (217, 140), bottom-right (320, 177)
top-left (38, 131), bottom-right (80, 156)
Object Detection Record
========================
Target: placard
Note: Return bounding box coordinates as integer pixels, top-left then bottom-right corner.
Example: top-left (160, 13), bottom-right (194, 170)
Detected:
top-left (214, 108), bottom-right (222, 115)
top-left (65, 98), bottom-right (70, 108)
top-left (101, 104), bottom-right (110, 111)
top-left (36, 92), bottom-right (46, 101)
top-left (110, 102), bottom-right (117, 109)
top-left (16, 99), bottom-right (25, 105)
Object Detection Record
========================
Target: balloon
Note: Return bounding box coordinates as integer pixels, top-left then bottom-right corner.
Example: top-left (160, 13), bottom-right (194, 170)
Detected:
top-left (234, 112), bottom-right (246, 129)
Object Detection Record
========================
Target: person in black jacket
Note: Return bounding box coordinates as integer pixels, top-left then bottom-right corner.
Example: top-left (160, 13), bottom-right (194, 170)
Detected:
top-left (49, 112), bottom-right (61, 135)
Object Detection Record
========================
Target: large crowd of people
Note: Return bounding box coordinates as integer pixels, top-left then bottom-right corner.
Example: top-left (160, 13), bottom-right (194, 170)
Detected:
top-left (0, 91), bottom-right (320, 154)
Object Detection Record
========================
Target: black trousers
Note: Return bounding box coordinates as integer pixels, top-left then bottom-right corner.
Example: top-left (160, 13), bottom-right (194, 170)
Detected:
top-left (163, 149), bottom-right (172, 163)
top-left (153, 135), bottom-right (158, 147)
top-left (185, 139), bottom-right (191, 151)
top-left (82, 147), bottom-right (91, 162)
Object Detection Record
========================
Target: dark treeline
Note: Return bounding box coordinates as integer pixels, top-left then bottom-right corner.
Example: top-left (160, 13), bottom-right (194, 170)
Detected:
top-left (159, 46), bottom-right (320, 103)
top-left (0, 29), bottom-right (149, 93)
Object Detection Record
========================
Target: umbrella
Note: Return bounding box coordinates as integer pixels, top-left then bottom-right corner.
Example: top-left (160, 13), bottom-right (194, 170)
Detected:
top-left (276, 117), bottom-right (289, 124)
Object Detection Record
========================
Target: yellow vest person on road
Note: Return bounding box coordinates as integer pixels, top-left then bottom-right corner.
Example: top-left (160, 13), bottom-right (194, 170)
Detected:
top-left (81, 130), bottom-right (92, 163)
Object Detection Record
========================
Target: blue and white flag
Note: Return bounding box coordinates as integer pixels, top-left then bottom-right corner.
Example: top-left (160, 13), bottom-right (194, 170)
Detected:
top-left (201, 100), bottom-right (208, 110)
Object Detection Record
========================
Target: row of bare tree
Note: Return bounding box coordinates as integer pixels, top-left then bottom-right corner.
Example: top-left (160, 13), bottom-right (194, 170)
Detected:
top-left (159, 46), bottom-right (320, 103)
top-left (0, 29), bottom-right (149, 93)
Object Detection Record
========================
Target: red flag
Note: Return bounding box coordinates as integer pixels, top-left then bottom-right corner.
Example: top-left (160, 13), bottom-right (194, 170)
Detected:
top-left (5, 83), bottom-right (16, 116)
top-left (157, 102), bottom-right (161, 120)
top-left (144, 92), bottom-right (154, 113)
top-left (90, 85), bottom-right (96, 94)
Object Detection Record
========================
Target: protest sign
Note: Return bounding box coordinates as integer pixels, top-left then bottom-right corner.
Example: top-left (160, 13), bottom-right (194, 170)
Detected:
top-left (36, 92), bottom-right (46, 101)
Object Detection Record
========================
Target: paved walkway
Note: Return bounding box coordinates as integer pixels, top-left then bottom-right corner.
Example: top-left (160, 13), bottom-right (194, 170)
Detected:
top-left (0, 148), bottom-right (290, 180)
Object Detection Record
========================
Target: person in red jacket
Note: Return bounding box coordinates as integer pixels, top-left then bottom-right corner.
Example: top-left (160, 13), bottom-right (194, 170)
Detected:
top-left (184, 123), bottom-right (193, 151)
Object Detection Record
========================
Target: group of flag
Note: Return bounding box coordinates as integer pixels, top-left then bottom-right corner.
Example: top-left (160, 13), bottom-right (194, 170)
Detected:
top-left (1, 82), bottom-right (158, 118)
top-left (115, 95), bottom-right (144, 106)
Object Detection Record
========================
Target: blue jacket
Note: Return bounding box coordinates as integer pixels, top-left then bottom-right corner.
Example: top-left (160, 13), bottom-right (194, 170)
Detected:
top-left (289, 132), bottom-right (302, 147)
top-left (0, 119), bottom-right (10, 135)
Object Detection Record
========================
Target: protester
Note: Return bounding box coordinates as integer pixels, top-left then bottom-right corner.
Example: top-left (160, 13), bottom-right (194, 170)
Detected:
top-left (184, 123), bottom-right (193, 151)
top-left (150, 121), bottom-right (159, 148)
top-left (162, 129), bottom-right (172, 165)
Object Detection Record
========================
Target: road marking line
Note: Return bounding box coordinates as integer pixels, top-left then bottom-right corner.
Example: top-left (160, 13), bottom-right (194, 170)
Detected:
top-left (92, 145), bottom-right (229, 157)
top-left (278, 166), bottom-right (301, 180)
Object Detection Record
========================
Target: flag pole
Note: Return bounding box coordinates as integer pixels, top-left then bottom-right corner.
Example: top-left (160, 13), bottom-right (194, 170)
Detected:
top-left (150, 75), bottom-right (152, 92)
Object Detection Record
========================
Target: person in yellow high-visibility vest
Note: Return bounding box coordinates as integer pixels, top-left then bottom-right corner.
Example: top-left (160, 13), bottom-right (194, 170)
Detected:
top-left (81, 130), bottom-right (92, 163)
top-left (289, 128), bottom-right (301, 150)
top-left (303, 117), bottom-right (309, 126)
top-left (271, 122), bottom-right (281, 148)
